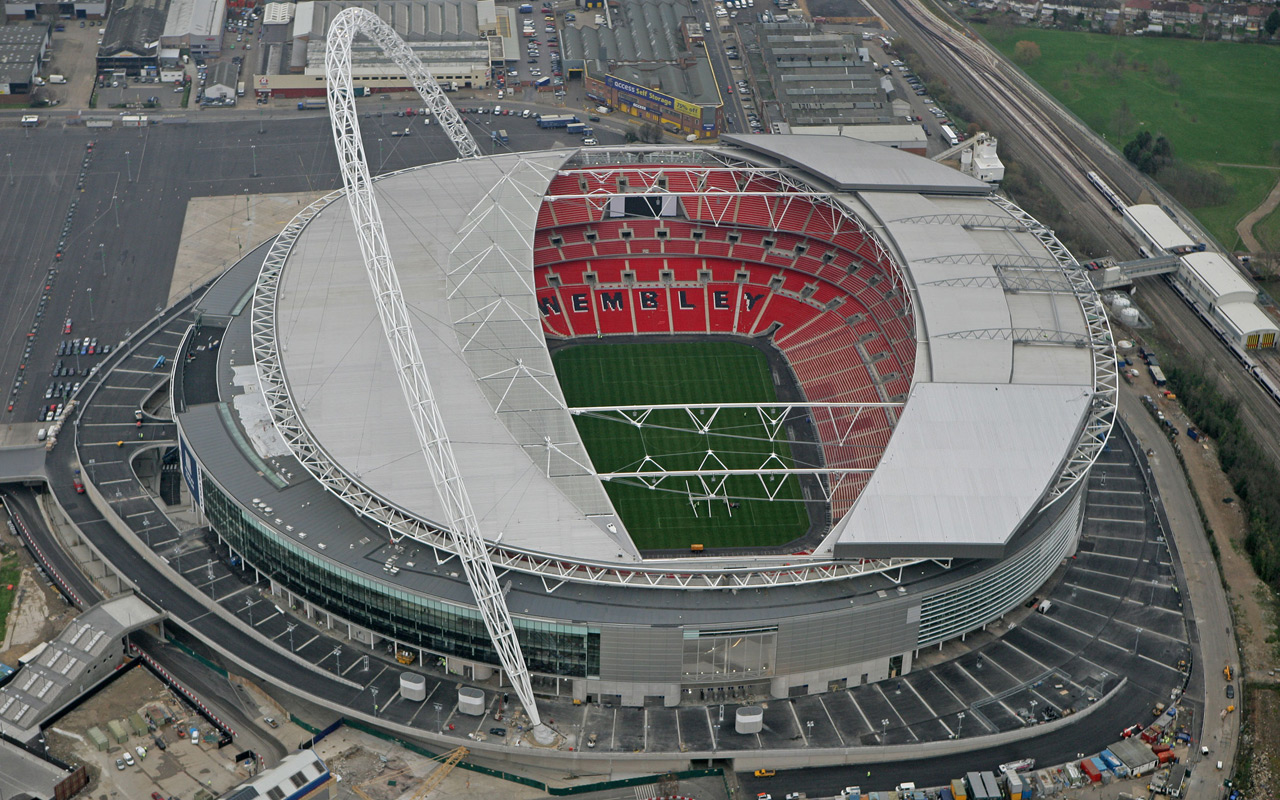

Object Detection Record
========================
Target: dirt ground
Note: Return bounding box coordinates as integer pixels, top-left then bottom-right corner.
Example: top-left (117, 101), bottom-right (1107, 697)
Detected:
top-left (46, 666), bottom-right (250, 800)
top-left (0, 534), bottom-right (76, 666)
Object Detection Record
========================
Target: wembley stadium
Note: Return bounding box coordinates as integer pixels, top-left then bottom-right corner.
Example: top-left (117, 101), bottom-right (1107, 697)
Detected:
top-left (174, 108), bottom-right (1115, 716)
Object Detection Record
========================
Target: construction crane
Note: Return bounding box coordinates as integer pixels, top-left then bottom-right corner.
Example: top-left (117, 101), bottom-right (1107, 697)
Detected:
top-left (407, 746), bottom-right (469, 800)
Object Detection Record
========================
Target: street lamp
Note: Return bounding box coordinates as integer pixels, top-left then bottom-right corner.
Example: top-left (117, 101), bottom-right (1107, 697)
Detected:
top-left (957, 711), bottom-right (965, 737)
top-left (881, 718), bottom-right (890, 741)
top-left (250, 144), bottom-right (258, 178)
top-left (332, 646), bottom-right (342, 674)
top-left (805, 719), bottom-right (814, 741)
top-left (285, 623), bottom-right (297, 651)
top-left (112, 194), bottom-right (119, 228)
top-left (1134, 627), bottom-right (1143, 653)
top-left (99, 243), bottom-right (106, 277)
top-left (6, 152), bottom-right (11, 186)
top-left (433, 702), bottom-right (443, 732)
top-left (371, 686), bottom-right (379, 716)
top-left (87, 288), bottom-right (94, 322)
top-left (244, 596), bottom-right (254, 625)
top-left (125, 150), bottom-right (132, 182)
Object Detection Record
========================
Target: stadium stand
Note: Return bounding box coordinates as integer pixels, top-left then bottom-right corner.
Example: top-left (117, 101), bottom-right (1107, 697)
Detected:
top-left (533, 166), bottom-right (916, 517)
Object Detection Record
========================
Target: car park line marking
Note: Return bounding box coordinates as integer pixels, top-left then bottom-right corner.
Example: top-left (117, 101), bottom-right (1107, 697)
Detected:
top-left (874, 682), bottom-right (919, 741)
top-left (1086, 532), bottom-right (1147, 542)
top-left (610, 707), bottom-right (618, 750)
top-left (900, 678), bottom-right (951, 737)
top-left (925, 672), bottom-right (994, 731)
top-left (1088, 488), bottom-right (1142, 496)
top-left (1086, 501), bottom-right (1145, 511)
top-left (254, 607), bottom-right (281, 627)
top-left (97, 477), bottom-right (136, 485)
top-left (788, 699), bottom-right (807, 744)
top-left (1082, 550), bottom-right (1144, 562)
top-left (406, 682), bottom-right (438, 726)
top-left (1086, 516), bottom-right (1147, 525)
top-left (295, 633), bottom-right (320, 651)
top-left (1058, 578), bottom-right (1127, 602)
top-left (1000, 638), bottom-right (1055, 675)
top-left (1067, 564), bottom-right (1139, 582)
top-left (703, 706), bottom-right (719, 751)
top-left (817, 694), bottom-right (846, 745)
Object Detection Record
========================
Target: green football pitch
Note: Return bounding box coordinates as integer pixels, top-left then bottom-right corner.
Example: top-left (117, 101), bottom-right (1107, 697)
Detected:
top-left (552, 341), bottom-right (811, 551)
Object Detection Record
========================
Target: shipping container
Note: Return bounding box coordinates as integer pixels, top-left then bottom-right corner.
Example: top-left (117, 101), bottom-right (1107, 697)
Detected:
top-left (1064, 764), bottom-right (1083, 788)
top-left (951, 779), bottom-right (968, 800)
top-left (1079, 760), bottom-right (1101, 784)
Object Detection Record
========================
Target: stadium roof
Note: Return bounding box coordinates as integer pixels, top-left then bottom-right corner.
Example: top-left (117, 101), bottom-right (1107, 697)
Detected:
top-left (268, 137), bottom-right (1105, 566)
top-left (275, 151), bottom-right (638, 563)
top-left (722, 133), bottom-right (991, 194)
top-left (832, 383), bottom-right (1090, 559)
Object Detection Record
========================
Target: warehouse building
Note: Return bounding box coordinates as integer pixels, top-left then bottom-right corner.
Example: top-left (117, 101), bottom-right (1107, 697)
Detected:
top-left (97, 0), bottom-right (170, 75)
top-left (0, 23), bottom-right (48, 97)
top-left (161, 0), bottom-right (226, 57)
top-left (561, 0), bottom-right (723, 138)
top-left (758, 23), bottom-right (891, 126)
top-left (253, 0), bottom-right (499, 98)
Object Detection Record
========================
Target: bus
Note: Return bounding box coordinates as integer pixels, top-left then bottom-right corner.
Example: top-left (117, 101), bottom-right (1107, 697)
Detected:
top-left (940, 124), bottom-right (960, 147)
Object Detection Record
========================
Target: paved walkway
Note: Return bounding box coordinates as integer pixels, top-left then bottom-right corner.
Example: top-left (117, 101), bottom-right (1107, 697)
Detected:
top-left (1119, 390), bottom-right (1240, 800)
top-left (1235, 173), bottom-right (1280, 253)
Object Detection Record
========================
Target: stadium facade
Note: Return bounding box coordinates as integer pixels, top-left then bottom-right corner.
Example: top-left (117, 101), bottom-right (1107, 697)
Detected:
top-left (175, 133), bottom-right (1115, 707)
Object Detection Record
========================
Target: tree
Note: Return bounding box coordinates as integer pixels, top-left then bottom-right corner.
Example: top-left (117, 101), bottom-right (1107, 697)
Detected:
top-left (1013, 40), bottom-right (1042, 65)
top-left (1266, 8), bottom-right (1280, 36)
top-left (636, 122), bottom-right (663, 143)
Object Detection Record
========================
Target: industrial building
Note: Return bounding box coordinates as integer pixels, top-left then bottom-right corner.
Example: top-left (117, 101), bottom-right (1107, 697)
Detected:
top-left (5, 0), bottom-right (105, 19)
top-left (560, 0), bottom-right (723, 138)
top-left (757, 23), bottom-right (891, 126)
top-left (96, 0), bottom-right (170, 75)
top-left (0, 23), bottom-right (48, 97)
top-left (252, 0), bottom-right (501, 98)
top-left (0, 594), bottom-right (164, 744)
top-left (160, 0), bottom-right (226, 57)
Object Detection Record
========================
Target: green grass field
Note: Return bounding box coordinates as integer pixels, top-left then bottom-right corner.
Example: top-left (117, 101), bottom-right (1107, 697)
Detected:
top-left (552, 341), bottom-right (810, 551)
top-left (974, 24), bottom-right (1280, 245)
top-left (0, 553), bottom-right (22, 645)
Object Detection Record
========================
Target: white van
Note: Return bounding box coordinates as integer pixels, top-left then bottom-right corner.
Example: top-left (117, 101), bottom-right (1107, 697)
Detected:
top-left (493, 105), bottom-right (502, 115)
top-left (36, 428), bottom-right (47, 441)
top-left (704, 21), bottom-right (711, 31)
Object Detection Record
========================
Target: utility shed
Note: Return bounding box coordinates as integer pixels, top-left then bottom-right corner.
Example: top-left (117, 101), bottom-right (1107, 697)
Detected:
top-left (129, 712), bottom-right (148, 735)
top-left (87, 726), bottom-right (109, 751)
top-left (1109, 737), bottom-right (1159, 777)
top-left (107, 719), bottom-right (129, 743)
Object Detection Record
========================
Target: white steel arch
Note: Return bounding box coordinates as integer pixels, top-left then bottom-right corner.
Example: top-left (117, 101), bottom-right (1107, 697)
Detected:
top-left (322, 8), bottom-right (542, 729)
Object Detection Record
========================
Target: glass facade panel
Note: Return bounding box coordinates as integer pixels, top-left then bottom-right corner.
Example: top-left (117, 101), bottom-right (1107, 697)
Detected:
top-left (200, 475), bottom-right (600, 677)
top-left (681, 627), bottom-right (777, 682)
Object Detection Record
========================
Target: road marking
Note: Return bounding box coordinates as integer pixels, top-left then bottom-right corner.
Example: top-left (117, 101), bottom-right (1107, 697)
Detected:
top-left (818, 694), bottom-right (846, 745)
top-left (874, 682), bottom-right (919, 741)
top-left (1087, 516), bottom-right (1147, 525)
top-left (900, 678), bottom-right (952, 737)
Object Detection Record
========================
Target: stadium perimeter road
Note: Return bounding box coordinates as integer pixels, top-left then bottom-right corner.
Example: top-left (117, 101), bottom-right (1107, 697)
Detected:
top-left (0, 117), bottom-right (618, 428)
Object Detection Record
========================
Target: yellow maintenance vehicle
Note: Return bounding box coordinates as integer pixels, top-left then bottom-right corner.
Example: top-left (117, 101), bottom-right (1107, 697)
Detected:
top-left (396, 650), bottom-right (416, 665)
